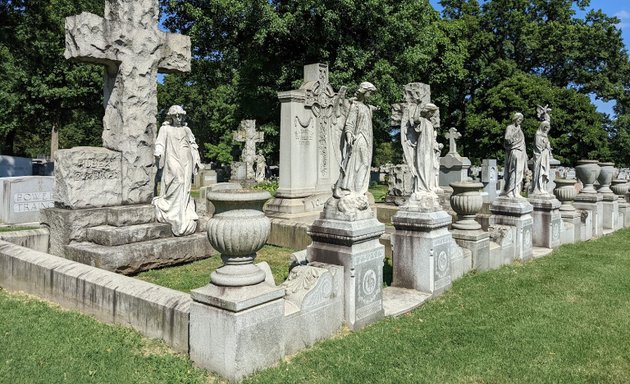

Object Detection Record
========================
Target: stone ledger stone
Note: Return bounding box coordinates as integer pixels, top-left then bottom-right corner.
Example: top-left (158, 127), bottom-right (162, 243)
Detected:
top-left (391, 209), bottom-right (453, 295)
top-left (0, 176), bottom-right (54, 224)
top-left (307, 217), bottom-right (385, 330)
top-left (54, 147), bottom-right (122, 209)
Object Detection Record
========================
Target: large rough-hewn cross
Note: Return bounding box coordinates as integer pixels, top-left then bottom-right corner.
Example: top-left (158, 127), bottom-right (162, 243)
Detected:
top-left (445, 127), bottom-right (462, 156)
top-left (65, 0), bottom-right (191, 204)
top-left (233, 120), bottom-right (264, 180)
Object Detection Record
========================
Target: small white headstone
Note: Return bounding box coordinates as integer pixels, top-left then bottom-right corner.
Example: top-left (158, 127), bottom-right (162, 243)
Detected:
top-left (0, 176), bottom-right (54, 224)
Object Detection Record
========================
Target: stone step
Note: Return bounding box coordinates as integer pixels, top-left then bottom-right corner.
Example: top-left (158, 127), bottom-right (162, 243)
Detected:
top-left (64, 233), bottom-right (215, 275)
top-left (86, 223), bottom-right (172, 246)
top-left (106, 204), bottom-right (156, 227)
top-left (382, 287), bottom-right (431, 317)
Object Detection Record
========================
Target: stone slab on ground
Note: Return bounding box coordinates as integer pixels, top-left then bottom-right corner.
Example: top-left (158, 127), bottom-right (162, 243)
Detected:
top-left (0, 240), bottom-right (191, 354)
top-left (64, 233), bottom-right (214, 274)
top-left (86, 223), bottom-right (172, 246)
top-left (532, 247), bottom-right (553, 259)
top-left (383, 287), bottom-right (431, 317)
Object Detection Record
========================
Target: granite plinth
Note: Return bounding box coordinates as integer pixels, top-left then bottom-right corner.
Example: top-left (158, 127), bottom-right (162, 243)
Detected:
top-left (602, 199), bottom-right (618, 230)
top-left (191, 282), bottom-right (285, 312)
top-left (65, 232), bottom-right (213, 275)
top-left (573, 193), bottom-right (603, 237)
top-left (619, 202), bottom-right (630, 228)
top-left (86, 223), bottom-right (172, 246)
top-left (307, 217), bottom-right (385, 330)
top-left (391, 208), bottom-right (453, 295)
top-left (528, 195), bottom-right (562, 249)
top-left (560, 210), bottom-right (581, 245)
top-left (452, 229), bottom-right (491, 271)
top-left (489, 196), bottom-right (533, 261)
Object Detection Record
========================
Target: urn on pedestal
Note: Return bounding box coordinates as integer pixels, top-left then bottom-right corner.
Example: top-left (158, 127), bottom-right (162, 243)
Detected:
top-left (553, 178), bottom-right (577, 211)
top-left (597, 162), bottom-right (615, 194)
top-left (575, 160), bottom-right (601, 194)
top-left (611, 179), bottom-right (629, 202)
top-left (450, 181), bottom-right (484, 230)
top-left (205, 190), bottom-right (271, 286)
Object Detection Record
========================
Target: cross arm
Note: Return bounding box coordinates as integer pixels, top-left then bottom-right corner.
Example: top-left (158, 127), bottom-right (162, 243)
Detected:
top-left (65, 12), bottom-right (118, 65)
top-left (158, 32), bottom-right (191, 73)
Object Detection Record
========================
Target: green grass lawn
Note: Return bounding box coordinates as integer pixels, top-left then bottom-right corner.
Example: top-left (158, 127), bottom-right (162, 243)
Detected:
top-left (369, 183), bottom-right (388, 202)
top-left (0, 225), bottom-right (39, 233)
top-left (135, 245), bottom-right (295, 291)
top-left (2, 230), bottom-right (630, 383)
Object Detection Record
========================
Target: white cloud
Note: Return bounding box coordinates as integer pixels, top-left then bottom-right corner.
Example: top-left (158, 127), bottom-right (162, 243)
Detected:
top-left (614, 10), bottom-right (630, 20)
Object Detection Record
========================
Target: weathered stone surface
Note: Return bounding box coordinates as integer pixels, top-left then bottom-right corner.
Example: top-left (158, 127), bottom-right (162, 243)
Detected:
top-left (0, 176), bottom-right (54, 224)
top-left (490, 196), bottom-right (533, 261)
top-left (106, 204), bottom-right (155, 226)
top-left (382, 287), bottom-right (431, 317)
top-left (307, 217), bottom-right (385, 330)
top-left (65, 1), bottom-right (191, 204)
top-left (86, 223), bottom-right (172, 246)
top-left (529, 196), bottom-right (562, 248)
top-left (0, 228), bottom-right (49, 253)
top-left (64, 232), bottom-right (213, 274)
top-left (452, 229), bottom-right (490, 271)
top-left (54, 147), bottom-right (122, 209)
top-left (191, 282), bottom-right (284, 312)
top-left (41, 206), bottom-right (109, 256)
top-left (0, 240), bottom-right (191, 353)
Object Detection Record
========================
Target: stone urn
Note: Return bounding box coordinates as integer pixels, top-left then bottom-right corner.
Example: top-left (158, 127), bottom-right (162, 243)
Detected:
top-left (553, 178), bottom-right (577, 211)
top-left (575, 160), bottom-right (600, 194)
top-left (610, 179), bottom-right (629, 201)
top-left (597, 162), bottom-right (615, 194)
top-left (449, 181), bottom-right (484, 230)
top-left (205, 189), bottom-right (272, 287)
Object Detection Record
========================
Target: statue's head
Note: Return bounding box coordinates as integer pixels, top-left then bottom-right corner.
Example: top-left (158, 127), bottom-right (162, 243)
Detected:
top-left (539, 120), bottom-right (550, 133)
top-left (356, 82), bottom-right (377, 99)
top-left (166, 105), bottom-right (186, 127)
top-left (512, 112), bottom-right (524, 124)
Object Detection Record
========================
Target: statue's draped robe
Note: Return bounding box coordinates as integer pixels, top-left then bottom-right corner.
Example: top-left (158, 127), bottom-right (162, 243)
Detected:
top-left (401, 103), bottom-right (438, 194)
top-left (531, 129), bottom-right (550, 195)
top-left (337, 100), bottom-right (374, 195)
top-left (502, 124), bottom-right (528, 198)
top-left (152, 123), bottom-right (201, 236)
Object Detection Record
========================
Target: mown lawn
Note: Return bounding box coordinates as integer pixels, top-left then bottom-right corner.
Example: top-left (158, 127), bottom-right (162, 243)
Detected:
top-left (2, 229), bottom-right (630, 383)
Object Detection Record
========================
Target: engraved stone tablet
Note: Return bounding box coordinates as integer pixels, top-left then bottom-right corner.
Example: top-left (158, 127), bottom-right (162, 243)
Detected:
top-left (54, 147), bottom-right (122, 209)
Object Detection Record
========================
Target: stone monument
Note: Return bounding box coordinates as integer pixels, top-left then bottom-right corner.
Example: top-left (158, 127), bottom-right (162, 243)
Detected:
top-left (573, 160), bottom-right (603, 238)
top-left (255, 151), bottom-right (267, 182)
top-left (41, 0), bottom-right (212, 273)
top-left (231, 120), bottom-right (263, 185)
top-left (307, 82), bottom-right (386, 330)
top-left (153, 105), bottom-right (202, 236)
top-left (489, 112), bottom-right (533, 261)
top-left (390, 83), bottom-right (465, 295)
top-left (527, 105), bottom-right (561, 248)
top-left (265, 63), bottom-right (345, 221)
top-left (439, 127), bottom-right (471, 187)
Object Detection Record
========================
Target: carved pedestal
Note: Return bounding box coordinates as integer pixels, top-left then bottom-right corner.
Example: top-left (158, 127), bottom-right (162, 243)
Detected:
top-left (573, 193), bottom-right (603, 238)
top-left (601, 193), bottom-right (618, 231)
top-left (489, 196), bottom-right (533, 261)
top-left (452, 229), bottom-right (490, 271)
top-left (391, 209), bottom-right (454, 296)
top-left (528, 195), bottom-right (562, 249)
top-left (307, 217), bottom-right (385, 330)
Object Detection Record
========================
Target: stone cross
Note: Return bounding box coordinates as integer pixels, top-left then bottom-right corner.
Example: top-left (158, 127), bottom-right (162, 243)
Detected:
top-left (233, 120), bottom-right (264, 180)
top-left (445, 127), bottom-right (462, 156)
top-left (64, 0), bottom-right (191, 204)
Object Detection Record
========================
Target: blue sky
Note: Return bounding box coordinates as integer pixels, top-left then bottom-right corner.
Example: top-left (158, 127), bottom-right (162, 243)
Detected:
top-left (429, 0), bottom-right (629, 117)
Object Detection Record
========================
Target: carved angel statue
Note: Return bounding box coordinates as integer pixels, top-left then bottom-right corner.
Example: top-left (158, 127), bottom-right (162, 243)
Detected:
top-left (391, 82), bottom-right (442, 208)
top-left (531, 104), bottom-right (553, 195)
top-left (153, 105), bottom-right (202, 236)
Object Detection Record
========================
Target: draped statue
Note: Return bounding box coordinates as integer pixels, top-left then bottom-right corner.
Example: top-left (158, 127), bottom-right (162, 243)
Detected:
top-left (530, 105), bottom-right (552, 196)
top-left (501, 112), bottom-right (528, 199)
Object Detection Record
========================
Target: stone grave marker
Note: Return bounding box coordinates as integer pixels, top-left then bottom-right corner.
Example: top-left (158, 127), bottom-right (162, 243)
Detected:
top-left (231, 120), bottom-right (263, 183)
top-left (0, 176), bottom-right (54, 224)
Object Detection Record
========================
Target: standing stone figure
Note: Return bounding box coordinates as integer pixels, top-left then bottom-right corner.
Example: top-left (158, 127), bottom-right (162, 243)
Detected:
top-left (530, 105), bottom-right (552, 195)
top-left (331, 82), bottom-right (377, 213)
top-left (391, 83), bottom-right (441, 207)
top-left (255, 151), bottom-right (266, 182)
top-left (153, 105), bottom-right (202, 236)
top-left (501, 112), bottom-right (528, 198)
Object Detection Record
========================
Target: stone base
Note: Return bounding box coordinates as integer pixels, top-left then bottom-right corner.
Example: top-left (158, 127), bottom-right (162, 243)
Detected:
top-left (307, 217), bottom-right (385, 330)
top-left (265, 191), bottom-right (332, 221)
top-left (391, 208), bottom-right (454, 295)
top-left (190, 281), bottom-right (286, 382)
top-left (602, 198), bottom-right (618, 230)
top-left (573, 193), bottom-right (603, 237)
top-left (488, 225), bottom-right (517, 266)
top-left (528, 195), bottom-right (561, 249)
top-left (620, 202), bottom-right (630, 228)
top-left (560, 210), bottom-right (580, 245)
top-left (452, 229), bottom-right (490, 271)
top-left (489, 196), bottom-right (533, 261)
top-left (42, 204), bottom-right (213, 274)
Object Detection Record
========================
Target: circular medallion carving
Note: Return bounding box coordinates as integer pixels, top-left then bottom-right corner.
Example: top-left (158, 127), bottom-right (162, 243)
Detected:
top-left (437, 251), bottom-right (448, 273)
top-left (553, 223), bottom-right (560, 240)
top-left (524, 229), bottom-right (532, 248)
top-left (362, 269), bottom-right (377, 296)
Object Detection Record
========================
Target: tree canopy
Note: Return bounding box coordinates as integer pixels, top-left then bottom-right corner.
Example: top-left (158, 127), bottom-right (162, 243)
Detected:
top-left (0, 0), bottom-right (628, 168)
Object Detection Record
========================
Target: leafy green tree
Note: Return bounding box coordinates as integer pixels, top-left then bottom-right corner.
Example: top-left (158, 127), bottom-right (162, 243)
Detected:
top-left (0, 0), bottom-right (104, 157)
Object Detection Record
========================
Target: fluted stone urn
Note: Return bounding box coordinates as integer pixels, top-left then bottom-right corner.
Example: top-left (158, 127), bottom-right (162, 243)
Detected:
top-left (450, 181), bottom-right (484, 230)
top-left (611, 179), bottom-right (629, 202)
top-left (575, 160), bottom-right (600, 194)
top-left (553, 178), bottom-right (577, 211)
top-left (597, 162), bottom-right (615, 194)
top-left (205, 189), bottom-right (272, 287)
